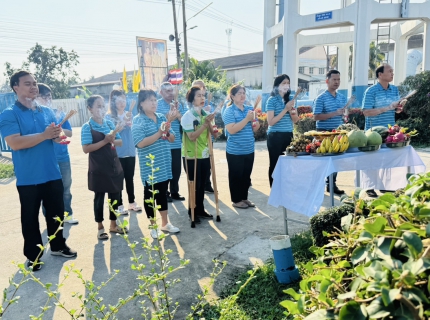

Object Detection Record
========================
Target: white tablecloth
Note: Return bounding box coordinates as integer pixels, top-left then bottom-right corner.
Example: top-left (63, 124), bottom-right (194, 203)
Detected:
top-left (268, 146), bottom-right (426, 217)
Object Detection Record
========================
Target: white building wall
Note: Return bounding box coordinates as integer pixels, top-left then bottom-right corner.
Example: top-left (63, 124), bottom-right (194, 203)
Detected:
top-left (225, 66), bottom-right (263, 87)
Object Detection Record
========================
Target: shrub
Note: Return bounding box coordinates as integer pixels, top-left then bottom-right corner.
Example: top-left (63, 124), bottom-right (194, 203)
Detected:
top-left (398, 70), bottom-right (430, 145)
top-left (281, 172), bottom-right (430, 319)
top-left (295, 113), bottom-right (316, 134)
top-left (0, 163), bottom-right (14, 179)
top-left (309, 204), bottom-right (355, 247)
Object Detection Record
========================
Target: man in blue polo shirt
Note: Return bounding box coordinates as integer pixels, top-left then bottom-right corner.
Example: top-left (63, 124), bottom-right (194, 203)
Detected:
top-left (361, 64), bottom-right (404, 197)
top-left (157, 82), bottom-right (186, 202)
top-left (37, 83), bottom-right (78, 224)
top-left (313, 69), bottom-right (347, 195)
top-left (0, 71), bottom-right (77, 271)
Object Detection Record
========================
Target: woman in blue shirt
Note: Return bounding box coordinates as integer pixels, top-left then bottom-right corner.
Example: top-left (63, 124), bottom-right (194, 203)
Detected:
top-left (222, 84), bottom-right (260, 209)
top-left (132, 89), bottom-right (180, 239)
top-left (81, 95), bottom-right (125, 240)
top-left (266, 74), bottom-right (299, 187)
top-left (107, 90), bottom-right (142, 215)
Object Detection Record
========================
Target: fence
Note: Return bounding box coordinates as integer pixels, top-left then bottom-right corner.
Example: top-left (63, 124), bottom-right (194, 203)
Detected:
top-left (52, 98), bottom-right (89, 127)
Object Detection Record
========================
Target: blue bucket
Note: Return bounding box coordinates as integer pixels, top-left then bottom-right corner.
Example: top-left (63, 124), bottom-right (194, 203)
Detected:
top-left (270, 235), bottom-right (300, 284)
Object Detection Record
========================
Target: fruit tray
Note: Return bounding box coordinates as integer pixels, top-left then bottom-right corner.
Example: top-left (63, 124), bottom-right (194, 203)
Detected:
top-left (385, 141), bottom-right (410, 148)
top-left (358, 145), bottom-right (381, 152)
top-left (310, 152), bottom-right (345, 157)
top-left (286, 152), bottom-right (309, 156)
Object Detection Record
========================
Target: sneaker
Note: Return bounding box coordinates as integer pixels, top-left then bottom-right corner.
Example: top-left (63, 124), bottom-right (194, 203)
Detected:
top-left (117, 205), bottom-right (128, 215)
top-left (366, 189), bottom-right (378, 198)
top-left (51, 245), bottom-right (77, 258)
top-left (150, 228), bottom-right (162, 239)
top-left (188, 214), bottom-right (201, 223)
top-left (205, 185), bottom-right (214, 193)
top-left (128, 202), bottom-right (142, 212)
top-left (171, 194), bottom-right (185, 201)
top-left (64, 215), bottom-right (79, 224)
top-left (161, 223), bottom-right (180, 233)
top-left (27, 260), bottom-right (42, 272)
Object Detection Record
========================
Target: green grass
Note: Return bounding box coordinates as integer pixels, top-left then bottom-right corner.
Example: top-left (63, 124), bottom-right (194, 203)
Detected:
top-left (199, 230), bottom-right (314, 320)
top-left (0, 163), bottom-right (14, 179)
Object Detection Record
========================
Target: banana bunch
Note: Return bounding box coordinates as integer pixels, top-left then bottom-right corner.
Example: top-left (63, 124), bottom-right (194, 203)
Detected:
top-left (316, 135), bottom-right (349, 154)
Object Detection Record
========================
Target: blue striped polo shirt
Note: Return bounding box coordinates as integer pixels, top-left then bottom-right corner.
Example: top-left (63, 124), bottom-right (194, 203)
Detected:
top-left (222, 104), bottom-right (255, 155)
top-left (362, 82), bottom-right (399, 130)
top-left (265, 95), bottom-right (294, 133)
top-left (156, 98), bottom-right (186, 150)
top-left (132, 112), bottom-right (174, 184)
top-left (313, 90), bottom-right (347, 130)
top-left (81, 118), bottom-right (121, 145)
top-left (105, 114), bottom-right (136, 158)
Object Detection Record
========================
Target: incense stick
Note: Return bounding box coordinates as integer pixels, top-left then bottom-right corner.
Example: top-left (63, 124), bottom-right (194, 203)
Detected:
top-left (58, 110), bottom-right (77, 127)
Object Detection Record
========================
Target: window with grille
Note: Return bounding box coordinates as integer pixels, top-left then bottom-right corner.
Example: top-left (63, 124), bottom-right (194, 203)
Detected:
top-left (319, 68), bottom-right (325, 74)
top-left (299, 66), bottom-right (304, 73)
top-left (309, 67), bottom-right (314, 74)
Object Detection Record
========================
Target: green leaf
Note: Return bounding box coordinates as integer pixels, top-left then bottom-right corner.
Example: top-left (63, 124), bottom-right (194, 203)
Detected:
top-left (304, 261), bottom-right (314, 274)
top-left (338, 291), bottom-right (356, 300)
top-left (366, 297), bottom-right (391, 318)
top-left (339, 301), bottom-right (366, 320)
top-left (363, 217), bottom-right (387, 234)
top-left (378, 193), bottom-right (396, 204)
top-left (319, 279), bottom-right (332, 293)
top-left (337, 260), bottom-right (351, 268)
top-left (419, 207), bottom-right (430, 217)
top-left (354, 265), bottom-right (366, 277)
top-left (426, 223), bottom-right (430, 237)
top-left (341, 214), bottom-right (353, 232)
top-left (279, 300), bottom-right (299, 314)
top-left (297, 295), bottom-right (306, 313)
top-left (357, 231), bottom-right (373, 241)
top-left (375, 237), bottom-right (391, 259)
top-left (381, 287), bottom-right (400, 307)
top-left (304, 309), bottom-right (334, 320)
top-left (351, 246), bottom-right (368, 265)
top-left (283, 288), bottom-right (301, 301)
top-left (403, 231), bottom-right (423, 259)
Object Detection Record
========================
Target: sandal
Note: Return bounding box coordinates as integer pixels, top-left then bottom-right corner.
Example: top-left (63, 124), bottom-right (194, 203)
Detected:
top-left (232, 201), bottom-right (248, 209)
top-left (109, 225), bottom-right (129, 234)
top-left (97, 228), bottom-right (109, 240)
top-left (242, 200), bottom-right (255, 207)
top-left (366, 189), bottom-right (378, 198)
top-left (128, 202), bottom-right (142, 212)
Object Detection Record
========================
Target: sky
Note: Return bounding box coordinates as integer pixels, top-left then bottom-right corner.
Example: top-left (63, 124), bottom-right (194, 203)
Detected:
top-left (0, 0), bottom-right (352, 84)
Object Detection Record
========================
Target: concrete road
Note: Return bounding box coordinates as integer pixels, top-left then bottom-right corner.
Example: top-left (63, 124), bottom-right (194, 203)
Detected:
top-left (0, 129), bottom-right (429, 319)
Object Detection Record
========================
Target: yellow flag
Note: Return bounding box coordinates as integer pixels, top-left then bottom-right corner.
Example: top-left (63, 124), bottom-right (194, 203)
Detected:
top-left (133, 69), bottom-right (138, 93)
top-left (137, 69), bottom-right (142, 91)
top-left (122, 67), bottom-right (128, 93)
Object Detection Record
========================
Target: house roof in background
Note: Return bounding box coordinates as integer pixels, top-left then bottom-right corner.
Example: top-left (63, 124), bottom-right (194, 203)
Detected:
top-left (71, 71), bottom-right (134, 88)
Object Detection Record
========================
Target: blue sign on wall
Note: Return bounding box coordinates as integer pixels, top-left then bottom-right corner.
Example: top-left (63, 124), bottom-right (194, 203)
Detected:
top-left (315, 11), bottom-right (332, 22)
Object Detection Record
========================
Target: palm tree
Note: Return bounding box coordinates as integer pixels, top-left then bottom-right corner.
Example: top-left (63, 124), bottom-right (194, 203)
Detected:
top-left (368, 41), bottom-right (386, 78)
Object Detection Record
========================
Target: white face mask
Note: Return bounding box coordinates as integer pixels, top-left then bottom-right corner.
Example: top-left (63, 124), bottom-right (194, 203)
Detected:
top-left (278, 84), bottom-right (290, 93)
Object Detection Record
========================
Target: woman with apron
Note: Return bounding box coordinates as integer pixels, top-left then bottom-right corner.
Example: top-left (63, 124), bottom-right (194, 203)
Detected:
top-left (81, 95), bottom-right (126, 240)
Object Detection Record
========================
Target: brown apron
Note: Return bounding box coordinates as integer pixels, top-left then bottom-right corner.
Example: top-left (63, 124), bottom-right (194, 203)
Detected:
top-left (88, 124), bottom-right (124, 193)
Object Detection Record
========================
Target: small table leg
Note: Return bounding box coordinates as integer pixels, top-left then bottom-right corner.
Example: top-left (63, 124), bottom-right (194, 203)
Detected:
top-left (355, 170), bottom-right (360, 187)
top-left (329, 173), bottom-right (334, 206)
top-left (283, 207), bottom-right (289, 236)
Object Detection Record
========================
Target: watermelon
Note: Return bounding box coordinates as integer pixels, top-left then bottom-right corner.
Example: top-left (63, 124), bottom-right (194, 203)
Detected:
top-left (368, 126), bottom-right (389, 140)
top-left (365, 131), bottom-right (383, 146)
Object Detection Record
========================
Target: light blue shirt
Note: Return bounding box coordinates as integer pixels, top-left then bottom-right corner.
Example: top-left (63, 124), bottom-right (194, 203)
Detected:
top-left (313, 90), bottom-right (347, 130)
top-left (105, 114), bottom-right (136, 158)
top-left (156, 98), bottom-right (185, 150)
top-left (0, 102), bottom-right (61, 186)
top-left (362, 82), bottom-right (399, 130)
top-left (222, 104), bottom-right (255, 155)
top-left (81, 118), bottom-right (121, 145)
top-left (266, 95), bottom-right (294, 133)
top-left (132, 112), bottom-right (174, 184)
top-left (53, 110), bottom-right (72, 163)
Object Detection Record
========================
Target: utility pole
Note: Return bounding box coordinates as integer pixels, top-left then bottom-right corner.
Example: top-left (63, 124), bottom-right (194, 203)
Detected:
top-left (226, 28), bottom-right (232, 56)
top-left (182, 0), bottom-right (188, 79)
top-left (170, 0), bottom-right (181, 70)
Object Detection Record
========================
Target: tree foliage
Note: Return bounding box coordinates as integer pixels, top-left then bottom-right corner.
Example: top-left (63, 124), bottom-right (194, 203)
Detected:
top-left (3, 43), bottom-right (80, 99)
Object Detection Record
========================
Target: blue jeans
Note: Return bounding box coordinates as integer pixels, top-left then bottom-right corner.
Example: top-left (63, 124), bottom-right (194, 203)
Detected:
top-left (42, 161), bottom-right (73, 216)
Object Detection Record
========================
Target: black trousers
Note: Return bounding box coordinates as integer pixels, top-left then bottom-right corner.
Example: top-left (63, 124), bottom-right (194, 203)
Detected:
top-left (183, 157), bottom-right (211, 216)
top-left (267, 131), bottom-right (293, 187)
top-left (168, 148), bottom-right (182, 197)
top-left (93, 192), bottom-right (120, 223)
top-left (143, 180), bottom-right (169, 219)
top-left (119, 157), bottom-right (136, 205)
top-left (16, 179), bottom-right (66, 262)
top-left (226, 152), bottom-right (254, 203)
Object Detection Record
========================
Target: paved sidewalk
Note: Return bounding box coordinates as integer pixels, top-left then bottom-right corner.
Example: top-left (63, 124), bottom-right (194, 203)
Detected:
top-left (0, 129), bottom-right (428, 319)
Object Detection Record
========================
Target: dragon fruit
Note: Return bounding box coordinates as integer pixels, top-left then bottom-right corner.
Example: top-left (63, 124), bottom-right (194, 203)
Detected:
top-left (385, 135), bottom-right (394, 143)
top-left (393, 132), bottom-right (405, 142)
